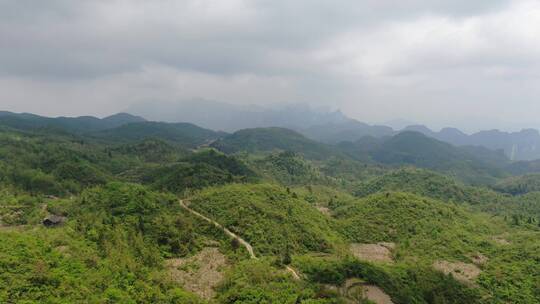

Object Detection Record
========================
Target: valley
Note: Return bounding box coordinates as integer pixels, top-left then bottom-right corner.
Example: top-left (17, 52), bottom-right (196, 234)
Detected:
top-left (0, 112), bottom-right (539, 303)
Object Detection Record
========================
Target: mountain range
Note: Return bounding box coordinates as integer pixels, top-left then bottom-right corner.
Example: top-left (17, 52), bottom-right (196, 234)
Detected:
top-left (0, 111), bottom-right (146, 133)
top-left (3, 103), bottom-right (540, 161)
top-left (126, 100), bottom-right (540, 161)
top-left (126, 99), bottom-right (350, 132)
top-left (1, 109), bottom-right (539, 303)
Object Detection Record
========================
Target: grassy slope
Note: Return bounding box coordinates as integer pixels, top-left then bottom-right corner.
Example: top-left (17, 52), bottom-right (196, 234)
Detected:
top-left (356, 168), bottom-right (509, 202)
top-left (357, 131), bottom-right (507, 185)
top-left (1, 121), bottom-right (539, 303)
top-left (211, 127), bottom-right (342, 160)
top-left (356, 168), bottom-right (540, 221)
top-left (0, 225), bottom-right (204, 304)
top-left (333, 192), bottom-right (540, 303)
top-left (92, 121), bottom-right (223, 148)
top-left (189, 183), bottom-right (345, 256)
top-left (243, 152), bottom-right (328, 186)
top-left (493, 173), bottom-right (540, 195)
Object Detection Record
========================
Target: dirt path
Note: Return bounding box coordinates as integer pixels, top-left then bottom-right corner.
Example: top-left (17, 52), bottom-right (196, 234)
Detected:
top-left (179, 200), bottom-right (301, 279)
top-left (286, 265), bottom-right (301, 280)
top-left (0, 224), bottom-right (29, 232)
top-left (180, 200), bottom-right (256, 259)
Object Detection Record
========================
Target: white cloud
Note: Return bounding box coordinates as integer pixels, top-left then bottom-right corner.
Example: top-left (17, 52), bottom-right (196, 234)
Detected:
top-left (1, 0), bottom-right (540, 131)
top-left (0, 65), bottom-right (299, 117)
top-left (315, 0), bottom-right (540, 78)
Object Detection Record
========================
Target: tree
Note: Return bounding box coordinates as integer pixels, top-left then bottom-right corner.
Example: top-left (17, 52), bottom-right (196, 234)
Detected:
top-left (231, 238), bottom-right (240, 250)
top-left (282, 244), bottom-right (292, 265)
top-left (512, 214), bottom-right (520, 226)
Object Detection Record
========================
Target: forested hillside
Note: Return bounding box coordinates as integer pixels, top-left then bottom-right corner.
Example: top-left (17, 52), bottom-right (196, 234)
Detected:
top-left (0, 114), bottom-right (539, 304)
top-left (0, 111), bottom-right (145, 133)
top-left (211, 127), bottom-right (342, 160)
top-left (341, 131), bottom-right (508, 185)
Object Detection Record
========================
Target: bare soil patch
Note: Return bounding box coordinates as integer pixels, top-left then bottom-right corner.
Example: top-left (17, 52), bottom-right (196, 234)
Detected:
top-left (493, 236), bottom-right (511, 245)
top-left (433, 260), bottom-right (481, 284)
top-left (166, 247), bottom-right (227, 299)
top-left (316, 206), bottom-right (331, 216)
top-left (350, 242), bottom-right (395, 263)
top-left (55, 245), bottom-right (72, 258)
top-left (0, 224), bottom-right (27, 231)
top-left (324, 278), bottom-right (394, 304)
top-left (362, 285), bottom-right (395, 304)
top-left (468, 253), bottom-right (488, 266)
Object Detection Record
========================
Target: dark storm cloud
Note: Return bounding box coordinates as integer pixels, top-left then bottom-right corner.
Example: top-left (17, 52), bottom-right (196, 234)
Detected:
top-left (0, 0), bottom-right (539, 131)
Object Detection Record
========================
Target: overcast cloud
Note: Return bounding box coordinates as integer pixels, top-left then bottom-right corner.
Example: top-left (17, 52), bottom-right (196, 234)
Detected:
top-left (1, 0), bottom-right (539, 131)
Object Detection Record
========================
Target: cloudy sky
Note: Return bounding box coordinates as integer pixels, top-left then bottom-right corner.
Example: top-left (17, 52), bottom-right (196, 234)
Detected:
top-left (1, 0), bottom-right (540, 131)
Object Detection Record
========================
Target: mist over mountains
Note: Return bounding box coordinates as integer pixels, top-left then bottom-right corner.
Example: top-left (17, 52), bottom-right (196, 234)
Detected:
top-left (126, 99), bottom-right (350, 132)
top-left (402, 125), bottom-right (540, 161)
top-left (0, 111), bottom-right (146, 133)
top-left (2, 99), bottom-right (540, 161)
top-left (127, 100), bottom-right (540, 161)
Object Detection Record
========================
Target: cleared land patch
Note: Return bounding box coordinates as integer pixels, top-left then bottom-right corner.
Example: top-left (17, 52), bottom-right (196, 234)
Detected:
top-left (468, 252), bottom-right (488, 266)
top-left (350, 242), bottom-right (395, 263)
top-left (433, 260), bottom-right (481, 284)
top-left (493, 235), bottom-right (511, 245)
top-left (166, 247), bottom-right (227, 299)
top-left (362, 285), bottom-right (395, 304)
top-left (316, 206), bottom-right (331, 216)
top-left (324, 278), bottom-right (394, 304)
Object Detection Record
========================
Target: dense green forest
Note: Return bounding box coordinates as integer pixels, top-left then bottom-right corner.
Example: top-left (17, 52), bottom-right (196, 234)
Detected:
top-left (0, 112), bottom-right (539, 303)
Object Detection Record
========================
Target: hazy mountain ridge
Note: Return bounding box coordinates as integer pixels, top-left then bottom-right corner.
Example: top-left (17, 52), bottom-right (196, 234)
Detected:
top-left (210, 127), bottom-right (341, 160)
top-left (300, 120), bottom-right (394, 143)
top-left (299, 119), bottom-right (540, 161)
top-left (341, 131), bottom-right (509, 185)
top-left (0, 111), bottom-right (146, 133)
top-left (125, 100), bottom-right (540, 161)
top-left (92, 121), bottom-right (226, 148)
top-left (403, 125), bottom-right (540, 161)
top-left (127, 100), bottom-right (350, 132)
top-left (4, 105), bottom-right (540, 161)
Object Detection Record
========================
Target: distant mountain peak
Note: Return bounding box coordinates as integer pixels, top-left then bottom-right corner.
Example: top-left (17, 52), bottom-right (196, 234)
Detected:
top-left (518, 128), bottom-right (540, 136)
top-left (403, 125), bottom-right (434, 134)
top-left (440, 127), bottom-right (466, 135)
top-left (103, 112), bottom-right (146, 123)
top-left (0, 111), bottom-right (148, 134)
top-left (126, 100), bottom-right (352, 132)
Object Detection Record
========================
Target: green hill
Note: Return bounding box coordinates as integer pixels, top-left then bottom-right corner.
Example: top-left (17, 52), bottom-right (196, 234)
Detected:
top-left (211, 127), bottom-right (341, 160)
top-left (2, 111), bottom-right (540, 304)
top-left (183, 149), bottom-right (255, 177)
top-left (356, 168), bottom-right (540, 222)
top-left (93, 121), bottom-right (224, 148)
top-left (189, 183), bottom-right (344, 255)
top-left (335, 192), bottom-right (493, 245)
top-left (111, 139), bottom-right (187, 163)
top-left (0, 130), bottom-right (118, 195)
top-left (349, 131), bottom-right (507, 184)
top-left (245, 151), bottom-right (327, 185)
top-left (512, 191), bottom-right (540, 220)
top-left (0, 111), bottom-right (145, 133)
top-left (141, 150), bottom-right (256, 194)
top-left (493, 173), bottom-right (540, 195)
top-left (330, 192), bottom-right (540, 303)
top-left (0, 183), bottom-right (208, 303)
top-left (355, 168), bottom-right (512, 208)
top-left (505, 159), bottom-right (540, 175)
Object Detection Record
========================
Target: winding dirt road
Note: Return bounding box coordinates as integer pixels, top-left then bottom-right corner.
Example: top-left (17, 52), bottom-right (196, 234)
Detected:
top-left (179, 200), bottom-right (256, 258)
top-left (179, 199), bottom-right (301, 279)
